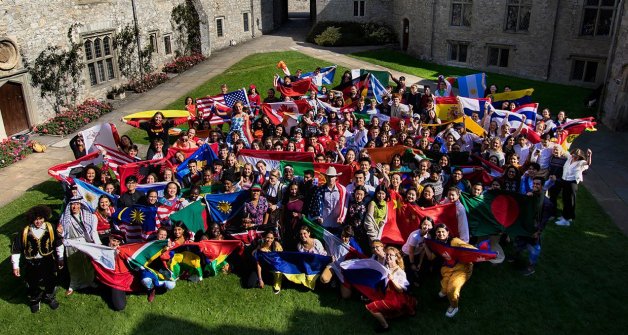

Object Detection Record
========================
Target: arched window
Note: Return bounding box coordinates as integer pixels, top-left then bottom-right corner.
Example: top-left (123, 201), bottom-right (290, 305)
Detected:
top-left (83, 32), bottom-right (117, 86)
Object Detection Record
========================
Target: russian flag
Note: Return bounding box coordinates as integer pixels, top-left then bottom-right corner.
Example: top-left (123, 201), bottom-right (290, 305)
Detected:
top-left (340, 258), bottom-right (388, 301)
top-left (457, 96), bottom-right (491, 118)
top-left (457, 73), bottom-right (486, 98)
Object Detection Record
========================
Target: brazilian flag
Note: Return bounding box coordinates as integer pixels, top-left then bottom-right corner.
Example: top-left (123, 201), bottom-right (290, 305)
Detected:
top-left (460, 190), bottom-right (538, 237)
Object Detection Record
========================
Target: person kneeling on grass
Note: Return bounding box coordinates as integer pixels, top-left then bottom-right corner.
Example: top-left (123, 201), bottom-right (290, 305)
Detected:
top-left (366, 246), bottom-right (417, 333)
top-left (11, 205), bottom-right (64, 313)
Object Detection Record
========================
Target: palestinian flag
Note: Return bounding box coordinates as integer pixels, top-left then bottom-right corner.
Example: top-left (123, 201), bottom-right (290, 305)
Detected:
top-left (279, 160), bottom-right (353, 186)
top-left (237, 149), bottom-right (314, 171)
top-left (333, 73), bottom-right (370, 98)
top-left (460, 190), bottom-right (537, 237)
top-left (381, 191), bottom-right (459, 245)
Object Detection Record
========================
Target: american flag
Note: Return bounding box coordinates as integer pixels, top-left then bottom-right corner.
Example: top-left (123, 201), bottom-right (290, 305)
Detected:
top-left (196, 88), bottom-right (249, 124)
top-left (96, 144), bottom-right (138, 179)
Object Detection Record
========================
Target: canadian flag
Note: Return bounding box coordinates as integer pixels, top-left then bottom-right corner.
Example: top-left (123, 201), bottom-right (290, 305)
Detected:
top-left (261, 100), bottom-right (311, 125)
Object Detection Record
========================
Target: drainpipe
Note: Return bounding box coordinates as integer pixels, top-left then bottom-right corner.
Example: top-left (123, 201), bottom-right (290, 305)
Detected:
top-left (597, 0), bottom-right (625, 120)
top-left (430, 0), bottom-right (436, 59)
top-left (131, 0), bottom-right (143, 76)
top-left (546, 0), bottom-right (561, 81)
top-left (250, 0), bottom-right (255, 38)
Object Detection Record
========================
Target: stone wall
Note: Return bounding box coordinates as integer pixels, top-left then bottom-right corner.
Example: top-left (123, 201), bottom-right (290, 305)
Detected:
top-left (602, 0), bottom-right (628, 131)
top-left (0, 0), bottom-right (274, 139)
top-left (316, 0), bottom-right (392, 24)
top-left (288, 0), bottom-right (310, 13)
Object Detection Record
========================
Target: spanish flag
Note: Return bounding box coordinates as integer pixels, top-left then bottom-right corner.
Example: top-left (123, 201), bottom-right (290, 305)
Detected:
top-left (434, 96), bottom-right (459, 120)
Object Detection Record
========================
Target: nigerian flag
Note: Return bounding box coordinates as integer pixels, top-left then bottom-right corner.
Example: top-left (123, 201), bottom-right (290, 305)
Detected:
top-left (460, 191), bottom-right (537, 237)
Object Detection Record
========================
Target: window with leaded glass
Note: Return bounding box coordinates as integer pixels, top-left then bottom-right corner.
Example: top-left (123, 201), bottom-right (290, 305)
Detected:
top-left (505, 0), bottom-right (532, 32)
top-left (581, 0), bottom-right (617, 36)
top-left (451, 0), bottom-right (473, 27)
top-left (83, 32), bottom-right (117, 86)
top-left (448, 41), bottom-right (469, 62)
top-left (570, 59), bottom-right (599, 82)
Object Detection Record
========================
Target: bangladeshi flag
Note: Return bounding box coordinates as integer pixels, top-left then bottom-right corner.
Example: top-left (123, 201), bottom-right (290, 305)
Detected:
top-left (237, 149), bottom-right (314, 171)
top-left (460, 190), bottom-right (537, 237)
top-left (275, 77), bottom-right (318, 97)
top-left (381, 191), bottom-right (458, 245)
top-left (279, 160), bottom-right (353, 185)
top-left (118, 158), bottom-right (174, 193)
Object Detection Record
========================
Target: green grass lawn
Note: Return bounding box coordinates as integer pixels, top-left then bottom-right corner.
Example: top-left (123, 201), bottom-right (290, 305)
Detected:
top-left (1, 182), bottom-right (627, 334)
top-left (3, 51), bottom-right (627, 334)
top-left (350, 49), bottom-right (596, 119)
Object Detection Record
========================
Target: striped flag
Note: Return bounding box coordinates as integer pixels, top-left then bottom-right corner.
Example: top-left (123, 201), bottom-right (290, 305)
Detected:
top-left (340, 258), bottom-right (388, 300)
top-left (368, 72), bottom-right (389, 103)
top-left (512, 103), bottom-right (539, 126)
top-left (97, 144), bottom-right (137, 179)
top-left (73, 178), bottom-right (118, 211)
top-left (80, 123), bottom-right (120, 154)
top-left (48, 151), bottom-right (104, 182)
top-left (457, 73), bottom-right (486, 98)
top-left (457, 96), bottom-right (491, 119)
top-left (491, 88), bottom-right (534, 108)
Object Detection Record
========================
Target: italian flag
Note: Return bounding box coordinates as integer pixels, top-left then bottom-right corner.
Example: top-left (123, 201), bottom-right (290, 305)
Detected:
top-left (237, 149), bottom-right (314, 171)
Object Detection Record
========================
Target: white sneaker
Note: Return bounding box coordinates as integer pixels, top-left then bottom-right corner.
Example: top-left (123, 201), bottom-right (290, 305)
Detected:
top-left (446, 307), bottom-right (459, 318)
top-left (555, 218), bottom-right (568, 226)
top-left (438, 291), bottom-right (447, 298)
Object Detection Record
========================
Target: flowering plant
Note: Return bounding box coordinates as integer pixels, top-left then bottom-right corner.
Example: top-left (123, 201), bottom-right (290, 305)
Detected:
top-left (33, 99), bottom-right (113, 136)
top-left (0, 138), bottom-right (32, 168)
top-left (162, 54), bottom-right (206, 74)
top-left (125, 72), bottom-right (169, 93)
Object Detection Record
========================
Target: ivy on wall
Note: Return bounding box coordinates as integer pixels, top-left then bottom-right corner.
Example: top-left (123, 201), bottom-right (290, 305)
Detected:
top-left (113, 25), bottom-right (154, 80)
top-left (171, 0), bottom-right (202, 56)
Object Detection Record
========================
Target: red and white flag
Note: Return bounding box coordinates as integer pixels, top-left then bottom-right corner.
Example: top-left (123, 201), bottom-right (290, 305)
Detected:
top-left (48, 151), bottom-right (104, 182)
top-left (261, 100), bottom-right (311, 125)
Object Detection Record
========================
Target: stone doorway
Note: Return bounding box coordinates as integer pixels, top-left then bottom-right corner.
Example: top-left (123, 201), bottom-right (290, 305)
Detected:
top-left (0, 81), bottom-right (30, 136)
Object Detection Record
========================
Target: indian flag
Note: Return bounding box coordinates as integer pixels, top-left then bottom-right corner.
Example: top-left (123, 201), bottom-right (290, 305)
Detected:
top-left (237, 149), bottom-right (314, 171)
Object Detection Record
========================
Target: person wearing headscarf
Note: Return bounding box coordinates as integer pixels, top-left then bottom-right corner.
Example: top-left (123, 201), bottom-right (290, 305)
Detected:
top-left (59, 196), bottom-right (100, 295)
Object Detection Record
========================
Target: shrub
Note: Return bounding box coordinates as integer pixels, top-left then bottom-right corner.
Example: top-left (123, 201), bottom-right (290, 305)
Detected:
top-left (33, 99), bottom-right (113, 136)
top-left (307, 21), bottom-right (397, 47)
top-left (0, 138), bottom-right (32, 169)
top-left (162, 54), bottom-right (206, 73)
top-left (125, 72), bottom-right (169, 93)
top-left (314, 26), bottom-right (342, 46)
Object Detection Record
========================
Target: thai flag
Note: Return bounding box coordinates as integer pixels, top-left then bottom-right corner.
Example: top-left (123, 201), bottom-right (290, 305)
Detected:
top-left (512, 103), bottom-right (538, 127)
top-left (457, 96), bottom-right (491, 118)
top-left (457, 73), bottom-right (486, 98)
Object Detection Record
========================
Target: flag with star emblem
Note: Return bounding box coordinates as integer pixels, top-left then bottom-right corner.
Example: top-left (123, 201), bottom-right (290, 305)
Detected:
top-left (73, 178), bottom-right (118, 211)
top-left (457, 73), bottom-right (486, 99)
top-left (114, 205), bottom-right (159, 242)
top-left (204, 191), bottom-right (249, 224)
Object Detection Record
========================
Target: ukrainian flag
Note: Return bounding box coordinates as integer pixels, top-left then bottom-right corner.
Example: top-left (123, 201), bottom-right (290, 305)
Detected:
top-left (256, 251), bottom-right (331, 290)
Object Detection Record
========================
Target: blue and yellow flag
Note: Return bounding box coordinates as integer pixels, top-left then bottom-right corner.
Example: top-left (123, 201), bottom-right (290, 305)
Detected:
top-left (114, 205), bottom-right (158, 233)
top-left (491, 88), bottom-right (534, 108)
top-left (256, 251), bottom-right (331, 290)
top-left (204, 191), bottom-right (249, 223)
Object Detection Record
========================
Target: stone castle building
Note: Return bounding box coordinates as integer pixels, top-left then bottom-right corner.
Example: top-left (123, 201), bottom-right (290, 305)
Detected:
top-left (0, 0), bottom-right (626, 139)
top-left (315, 0), bottom-right (628, 130)
top-left (0, 0), bottom-right (288, 139)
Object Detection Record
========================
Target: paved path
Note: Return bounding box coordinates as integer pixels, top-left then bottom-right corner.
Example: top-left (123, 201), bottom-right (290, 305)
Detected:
top-left (2, 17), bottom-right (627, 235)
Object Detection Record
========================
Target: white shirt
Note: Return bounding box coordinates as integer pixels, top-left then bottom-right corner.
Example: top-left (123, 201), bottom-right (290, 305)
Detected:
top-left (532, 143), bottom-right (554, 169)
top-left (562, 156), bottom-right (589, 183)
top-left (514, 143), bottom-right (532, 163)
top-left (11, 224), bottom-right (64, 269)
top-left (402, 229), bottom-right (427, 255)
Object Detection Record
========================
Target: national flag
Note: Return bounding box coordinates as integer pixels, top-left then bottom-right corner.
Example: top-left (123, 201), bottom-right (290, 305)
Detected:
top-left (195, 240), bottom-right (242, 276)
top-left (97, 144), bottom-right (136, 178)
top-left (424, 238), bottom-right (497, 263)
top-left (65, 239), bottom-right (141, 292)
top-left (256, 251), bottom-right (331, 290)
top-left (460, 190), bottom-right (537, 237)
top-left (434, 96), bottom-right (460, 120)
top-left (204, 191), bottom-right (249, 224)
top-left (490, 109), bottom-right (530, 129)
top-left (261, 100), bottom-right (311, 125)
top-left (168, 250), bottom-right (203, 280)
top-left (237, 149), bottom-right (314, 171)
top-left (72, 178), bottom-right (118, 211)
top-left (340, 258), bottom-right (388, 301)
top-left (48, 151), bottom-right (104, 182)
top-left (302, 218), bottom-right (364, 261)
top-left (512, 103), bottom-right (539, 127)
top-left (351, 69), bottom-right (389, 87)
top-left (302, 65), bottom-right (337, 85)
top-left (135, 181), bottom-right (169, 197)
top-left (114, 205), bottom-right (159, 242)
top-left (274, 76), bottom-right (318, 97)
top-left (197, 88), bottom-right (251, 113)
top-left (196, 99), bottom-right (232, 120)
top-left (491, 88), bottom-right (534, 108)
top-left (121, 239), bottom-right (169, 271)
top-left (381, 193), bottom-right (458, 245)
top-left (316, 99), bottom-right (359, 115)
top-left (457, 96), bottom-right (491, 119)
top-left (333, 73), bottom-right (370, 97)
top-left (175, 144), bottom-right (219, 180)
top-left (368, 73), bottom-right (390, 104)
top-left (118, 158), bottom-right (174, 193)
top-left (556, 117), bottom-right (597, 150)
top-left (280, 160), bottom-right (353, 186)
top-left (80, 123), bottom-right (120, 154)
top-left (366, 145), bottom-right (424, 165)
top-left (169, 199), bottom-right (209, 234)
top-left (457, 73), bottom-right (486, 98)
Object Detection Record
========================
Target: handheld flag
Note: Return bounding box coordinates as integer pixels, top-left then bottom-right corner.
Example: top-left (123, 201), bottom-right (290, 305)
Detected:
top-left (457, 73), bottom-right (486, 98)
top-left (204, 191), bottom-right (249, 224)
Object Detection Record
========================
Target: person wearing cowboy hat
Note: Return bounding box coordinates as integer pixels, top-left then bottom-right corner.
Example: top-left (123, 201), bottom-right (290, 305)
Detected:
top-left (307, 167), bottom-right (348, 235)
top-left (11, 205), bottom-right (64, 313)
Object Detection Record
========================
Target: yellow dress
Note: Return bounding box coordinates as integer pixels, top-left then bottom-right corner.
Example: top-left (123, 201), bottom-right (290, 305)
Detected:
top-left (439, 238), bottom-right (475, 308)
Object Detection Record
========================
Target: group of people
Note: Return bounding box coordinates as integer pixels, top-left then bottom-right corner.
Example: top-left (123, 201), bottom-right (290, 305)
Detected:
top-left (12, 68), bottom-right (593, 332)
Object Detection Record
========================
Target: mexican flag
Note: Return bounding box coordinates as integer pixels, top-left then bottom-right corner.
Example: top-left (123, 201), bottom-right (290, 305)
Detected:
top-left (279, 160), bottom-right (353, 186)
top-left (460, 191), bottom-right (537, 237)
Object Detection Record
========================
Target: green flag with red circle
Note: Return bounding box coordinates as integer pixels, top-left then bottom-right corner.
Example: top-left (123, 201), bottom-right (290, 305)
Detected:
top-left (460, 191), bottom-right (538, 237)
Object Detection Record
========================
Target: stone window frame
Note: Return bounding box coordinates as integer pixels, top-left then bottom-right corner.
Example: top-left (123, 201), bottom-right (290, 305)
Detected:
top-left (243, 12), bottom-right (250, 32)
top-left (216, 17), bottom-right (225, 37)
top-left (486, 45), bottom-right (511, 68)
top-left (450, 0), bottom-right (473, 27)
top-left (447, 40), bottom-right (469, 63)
top-left (569, 57), bottom-right (602, 83)
top-left (148, 30), bottom-right (159, 54)
top-left (163, 34), bottom-right (173, 55)
top-left (82, 31), bottom-right (118, 87)
top-left (353, 1), bottom-right (365, 17)
top-left (580, 0), bottom-right (617, 37)
top-left (504, 0), bottom-right (532, 33)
